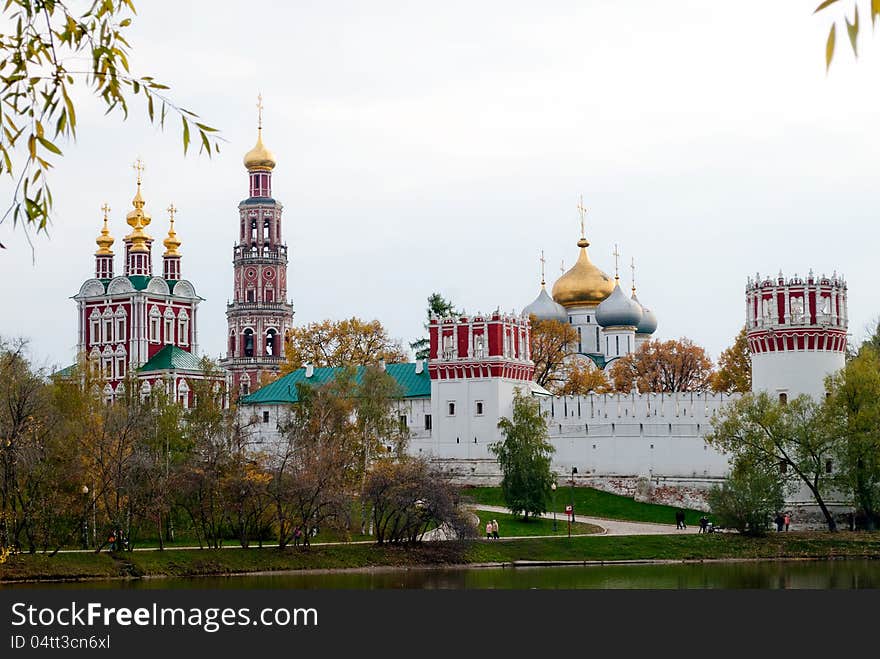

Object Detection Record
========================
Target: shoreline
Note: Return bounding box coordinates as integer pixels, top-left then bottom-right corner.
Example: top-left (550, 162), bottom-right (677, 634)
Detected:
top-left (3, 548), bottom-right (879, 586)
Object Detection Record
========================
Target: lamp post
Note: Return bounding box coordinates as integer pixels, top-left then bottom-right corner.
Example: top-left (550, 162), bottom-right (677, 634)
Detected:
top-left (569, 466), bottom-right (578, 538)
top-left (551, 482), bottom-right (557, 532)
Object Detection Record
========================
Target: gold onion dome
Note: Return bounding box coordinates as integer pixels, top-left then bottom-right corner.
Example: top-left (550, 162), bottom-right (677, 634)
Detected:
top-left (95, 206), bottom-right (114, 255)
top-left (163, 206), bottom-right (181, 257)
top-left (551, 237), bottom-right (614, 307)
top-left (125, 174), bottom-right (152, 253)
top-left (243, 127), bottom-right (276, 171)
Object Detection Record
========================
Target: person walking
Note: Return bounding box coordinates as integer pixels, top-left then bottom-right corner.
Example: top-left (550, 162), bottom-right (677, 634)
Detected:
top-left (699, 515), bottom-right (707, 534)
top-left (675, 510), bottom-right (683, 530)
top-left (492, 519), bottom-right (500, 540)
top-left (784, 512), bottom-right (791, 532)
top-left (486, 521), bottom-right (493, 540)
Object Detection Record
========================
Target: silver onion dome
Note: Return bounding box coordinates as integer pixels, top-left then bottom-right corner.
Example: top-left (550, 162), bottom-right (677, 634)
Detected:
top-left (523, 286), bottom-right (568, 322)
top-left (596, 282), bottom-right (643, 328)
top-left (631, 291), bottom-right (658, 334)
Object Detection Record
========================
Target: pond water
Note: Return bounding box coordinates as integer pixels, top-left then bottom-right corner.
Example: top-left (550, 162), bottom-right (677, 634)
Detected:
top-left (9, 559), bottom-right (880, 589)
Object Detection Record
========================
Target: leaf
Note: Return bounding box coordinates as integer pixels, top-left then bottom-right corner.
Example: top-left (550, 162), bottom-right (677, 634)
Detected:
top-left (182, 116), bottom-right (190, 155)
top-left (37, 136), bottom-right (62, 155)
top-left (826, 23), bottom-right (836, 72)
top-left (873, 0), bottom-right (880, 25)
top-left (846, 6), bottom-right (859, 56)
top-left (814, 0), bottom-right (841, 13)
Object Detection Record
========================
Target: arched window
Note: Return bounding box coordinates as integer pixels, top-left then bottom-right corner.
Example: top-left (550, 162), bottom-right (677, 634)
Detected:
top-left (115, 308), bottom-right (127, 343)
top-left (102, 308), bottom-right (114, 343)
top-left (89, 308), bottom-right (101, 345)
top-left (114, 345), bottom-right (127, 379)
top-left (240, 374), bottom-right (250, 396)
top-left (243, 329), bottom-right (254, 357)
top-left (228, 331), bottom-right (236, 357)
top-left (474, 335), bottom-right (484, 358)
top-left (163, 308), bottom-right (175, 344)
top-left (149, 307), bottom-right (161, 343)
top-left (178, 309), bottom-right (190, 346)
top-left (266, 329), bottom-right (277, 356)
top-left (790, 297), bottom-right (804, 324)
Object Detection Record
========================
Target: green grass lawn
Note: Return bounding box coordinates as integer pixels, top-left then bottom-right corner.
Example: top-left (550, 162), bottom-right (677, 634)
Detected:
top-left (462, 486), bottom-right (705, 526)
top-left (473, 510), bottom-right (601, 538)
top-left (5, 532), bottom-right (880, 583)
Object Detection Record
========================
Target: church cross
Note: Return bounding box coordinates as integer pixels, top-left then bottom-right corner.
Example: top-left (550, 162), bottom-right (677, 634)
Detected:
top-left (167, 203), bottom-right (177, 222)
top-left (576, 194), bottom-right (588, 239)
top-left (612, 243), bottom-right (620, 280)
top-left (540, 250), bottom-right (546, 285)
top-left (101, 202), bottom-right (111, 219)
top-left (257, 93), bottom-right (263, 129)
top-left (630, 256), bottom-right (636, 293)
top-left (132, 158), bottom-right (145, 185)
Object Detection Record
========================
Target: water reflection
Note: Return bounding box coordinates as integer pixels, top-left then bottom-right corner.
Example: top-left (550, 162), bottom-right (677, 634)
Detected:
top-left (8, 560), bottom-right (880, 590)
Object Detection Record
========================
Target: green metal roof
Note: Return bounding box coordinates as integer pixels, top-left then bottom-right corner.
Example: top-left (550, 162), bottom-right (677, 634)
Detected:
top-left (54, 364), bottom-right (77, 378)
top-left (241, 362), bottom-right (431, 405)
top-left (139, 345), bottom-right (204, 373)
top-left (128, 275), bottom-right (150, 290)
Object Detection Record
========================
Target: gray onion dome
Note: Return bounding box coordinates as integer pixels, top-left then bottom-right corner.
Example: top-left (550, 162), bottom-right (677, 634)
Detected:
top-left (523, 286), bottom-right (568, 322)
top-left (631, 291), bottom-right (658, 334)
top-left (596, 282), bottom-right (643, 328)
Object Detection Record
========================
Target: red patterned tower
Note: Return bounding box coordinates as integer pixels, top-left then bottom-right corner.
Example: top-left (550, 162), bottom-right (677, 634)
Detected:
top-left (220, 99), bottom-right (294, 396)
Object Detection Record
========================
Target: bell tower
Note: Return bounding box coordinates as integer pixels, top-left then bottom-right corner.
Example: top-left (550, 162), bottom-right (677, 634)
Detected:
top-left (220, 97), bottom-right (295, 396)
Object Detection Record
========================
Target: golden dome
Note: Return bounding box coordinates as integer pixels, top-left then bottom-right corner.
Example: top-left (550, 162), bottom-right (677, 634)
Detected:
top-left (95, 204), bottom-right (114, 255)
top-left (243, 127), bottom-right (276, 171)
top-left (125, 176), bottom-right (152, 253)
top-left (551, 237), bottom-right (614, 308)
top-left (163, 204), bottom-right (181, 257)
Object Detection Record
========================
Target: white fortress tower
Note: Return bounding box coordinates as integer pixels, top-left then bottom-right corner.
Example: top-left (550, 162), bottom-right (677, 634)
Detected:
top-left (746, 270), bottom-right (848, 399)
top-left (426, 312), bottom-right (534, 459)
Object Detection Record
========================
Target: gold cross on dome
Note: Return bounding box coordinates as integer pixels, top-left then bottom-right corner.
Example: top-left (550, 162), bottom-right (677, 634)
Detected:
top-left (630, 256), bottom-right (636, 292)
top-left (540, 250), bottom-right (546, 285)
top-left (167, 203), bottom-right (177, 222)
top-left (576, 194), bottom-right (588, 239)
top-left (612, 243), bottom-right (621, 279)
top-left (101, 202), bottom-right (111, 219)
top-left (132, 158), bottom-right (145, 185)
top-left (257, 93), bottom-right (263, 129)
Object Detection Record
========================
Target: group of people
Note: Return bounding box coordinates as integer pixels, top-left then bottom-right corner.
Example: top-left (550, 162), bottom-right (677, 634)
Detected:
top-left (698, 515), bottom-right (714, 533)
top-left (485, 519), bottom-right (500, 540)
top-left (774, 512), bottom-right (792, 532)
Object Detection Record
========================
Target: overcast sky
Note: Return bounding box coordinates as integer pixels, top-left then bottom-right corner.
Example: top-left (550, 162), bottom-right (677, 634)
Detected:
top-left (2, 1), bottom-right (879, 370)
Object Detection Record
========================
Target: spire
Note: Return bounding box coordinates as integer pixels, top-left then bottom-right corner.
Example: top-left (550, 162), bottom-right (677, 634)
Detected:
top-left (243, 93), bottom-right (276, 171)
top-left (540, 249), bottom-right (546, 287)
top-left (125, 158), bottom-right (152, 253)
top-left (612, 243), bottom-right (621, 283)
top-left (163, 203), bottom-right (181, 257)
top-left (95, 203), bottom-right (114, 255)
top-left (630, 256), bottom-right (636, 295)
top-left (576, 194), bottom-right (590, 248)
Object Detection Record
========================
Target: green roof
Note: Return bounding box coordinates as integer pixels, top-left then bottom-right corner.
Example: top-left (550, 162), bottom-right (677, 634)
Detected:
top-left (139, 345), bottom-right (203, 373)
top-left (128, 275), bottom-right (150, 290)
top-left (54, 364), bottom-right (77, 378)
top-left (241, 362), bottom-right (431, 405)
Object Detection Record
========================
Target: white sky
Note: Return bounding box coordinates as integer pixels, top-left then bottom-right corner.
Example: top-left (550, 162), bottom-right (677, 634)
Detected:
top-left (2, 1), bottom-right (879, 369)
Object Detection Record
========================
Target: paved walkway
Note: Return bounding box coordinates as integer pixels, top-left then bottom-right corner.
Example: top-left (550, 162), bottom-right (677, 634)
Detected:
top-left (470, 504), bottom-right (700, 536)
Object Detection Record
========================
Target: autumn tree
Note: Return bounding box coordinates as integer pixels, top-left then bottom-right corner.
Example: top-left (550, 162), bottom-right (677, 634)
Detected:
top-left (354, 365), bottom-right (407, 533)
top-left (0, 1), bottom-right (220, 244)
top-left (281, 318), bottom-right (408, 375)
top-left (364, 457), bottom-right (473, 544)
top-left (410, 293), bottom-right (458, 360)
top-left (491, 389), bottom-right (555, 521)
top-left (609, 338), bottom-right (714, 393)
top-left (824, 345), bottom-right (880, 529)
top-left (707, 456), bottom-right (785, 536)
top-left (711, 327), bottom-right (752, 394)
top-left (554, 358), bottom-right (612, 396)
top-left (529, 317), bottom-right (578, 390)
top-left (706, 392), bottom-right (839, 532)
top-left (269, 374), bottom-right (360, 549)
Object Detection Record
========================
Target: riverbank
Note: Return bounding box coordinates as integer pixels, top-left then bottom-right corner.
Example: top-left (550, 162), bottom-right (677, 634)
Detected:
top-left (3, 531), bottom-right (880, 584)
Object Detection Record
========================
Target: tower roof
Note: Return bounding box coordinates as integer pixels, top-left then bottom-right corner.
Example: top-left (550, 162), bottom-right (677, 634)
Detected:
top-left (243, 95), bottom-right (275, 171)
top-left (596, 282), bottom-right (643, 328)
top-left (125, 159), bottom-right (152, 253)
top-left (95, 203), bottom-right (114, 256)
top-left (163, 204), bottom-right (182, 257)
